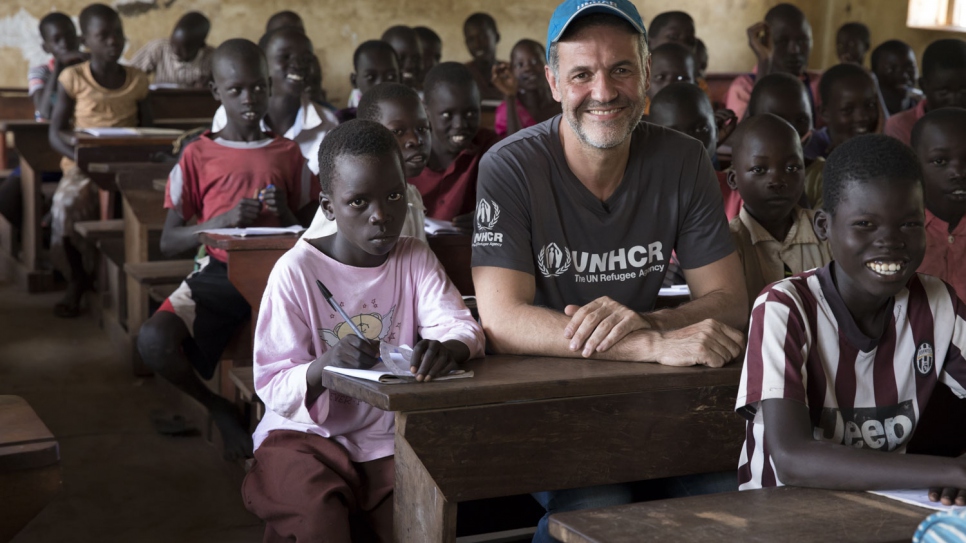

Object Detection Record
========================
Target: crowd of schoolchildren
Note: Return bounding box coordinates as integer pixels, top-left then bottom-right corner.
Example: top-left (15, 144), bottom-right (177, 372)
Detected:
top-left (12, 1), bottom-right (966, 541)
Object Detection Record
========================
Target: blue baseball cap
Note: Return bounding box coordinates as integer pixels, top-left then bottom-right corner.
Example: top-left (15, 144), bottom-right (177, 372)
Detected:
top-left (545, 0), bottom-right (647, 62)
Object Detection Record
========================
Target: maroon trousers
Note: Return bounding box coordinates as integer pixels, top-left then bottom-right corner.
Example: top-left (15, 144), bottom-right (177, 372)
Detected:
top-left (242, 430), bottom-right (394, 543)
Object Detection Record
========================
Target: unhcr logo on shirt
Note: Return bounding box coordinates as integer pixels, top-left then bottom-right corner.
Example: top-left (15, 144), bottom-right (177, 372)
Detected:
top-left (537, 243), bottom-right (571, 277)
top-left (473, 199), bottom-right (504, 247)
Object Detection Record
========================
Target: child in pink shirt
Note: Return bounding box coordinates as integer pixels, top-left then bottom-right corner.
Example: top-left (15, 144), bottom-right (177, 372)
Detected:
top-left (243, 120), bottom-right (485, 543)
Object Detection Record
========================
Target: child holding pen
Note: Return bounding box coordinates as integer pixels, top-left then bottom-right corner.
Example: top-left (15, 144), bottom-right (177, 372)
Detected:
top-left (137, 39), bottom-right (318, 461)
top-left (242, 119), bottom-right (484, 542)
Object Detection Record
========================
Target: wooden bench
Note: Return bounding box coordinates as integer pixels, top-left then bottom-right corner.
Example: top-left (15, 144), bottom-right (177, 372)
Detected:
top-left (549, 487), bottom-right (932, 543)
top-left (0, 395), bottom-right (61, 542)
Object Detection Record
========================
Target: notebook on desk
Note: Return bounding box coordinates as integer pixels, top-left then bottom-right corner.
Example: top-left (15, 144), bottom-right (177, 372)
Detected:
top-left (198, 225), bottom-right (305, 237)
top-left (325, 365), bottom-right (473, 384)
top-left (80, 127), bottom-right (184, 137)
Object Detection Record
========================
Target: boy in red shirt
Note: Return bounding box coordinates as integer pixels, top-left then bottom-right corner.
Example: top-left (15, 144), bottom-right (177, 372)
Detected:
top-left (137, 39), bottom-right (319, 460)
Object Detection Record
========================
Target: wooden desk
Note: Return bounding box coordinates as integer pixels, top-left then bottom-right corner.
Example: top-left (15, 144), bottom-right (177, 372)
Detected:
top-left (321, 355), bottom-right (744, 543)
top-left (549, 487), bottom-right (932, 543)
top-left (0, 87), bottom-right (35, 169)
top-left (0, 121), bottom-right (62, 292)
top-left (0, 395), bottom-right (61, 542)
top-left (427, 234), bottom-right (473, 295)
top-left (148, 88), bottom-right (218, 120)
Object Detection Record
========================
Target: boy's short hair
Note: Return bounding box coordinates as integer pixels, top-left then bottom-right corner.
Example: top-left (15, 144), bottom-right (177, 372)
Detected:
top-left (357, 82), bottom-right (420, 122)
top-left (265, 10), bottom-right (303, 32)
top-left (212, 39), bottom-right (267, 77)
top-left (317, 120), bottom-right (404, 194)
top-left (836, 22), bottom-right (870, 47)
top-left (823, 134), bottom-right (922, 215)
top-left (175, 11), bottom-right (210, 37)
top-left (464, 12), bottom-right (498, 33)
top-left (414, 26), bottom-right (441, 47)
top-left (39, 12), bottom-right (74, 39)
top-left (818, 63), bottom-right (872, 103)
top-left (353, 40), bottom-right (398, 71)
top-left (257, 26), bottom-right (311, 52)
top-left (79, 3), bottom-right (119, 34)
top-left (870, 39), bottom-right (913, 70)
top-left (730, 113), bottom-right (798, 158)
top-left (922, 39), bottom-right (966, 78)
top-left (651, 42), bottom-right (694, 66)
top-left (765, 3), bottom-right (806, 25)
top-left (423, 62), bottom-right (478, 100)
top-left (647, 11), bottom-right (693, 43)
top-left (910, 107), bottom-right (966, 149)
top-left (748, 72), bottom-right (809, 115)
top-left (650, 80), bottom-right (711, 112)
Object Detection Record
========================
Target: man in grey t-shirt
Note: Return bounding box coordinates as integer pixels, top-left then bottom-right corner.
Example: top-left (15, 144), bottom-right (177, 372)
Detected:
top-left (472, 2), bottom-right (747, 367)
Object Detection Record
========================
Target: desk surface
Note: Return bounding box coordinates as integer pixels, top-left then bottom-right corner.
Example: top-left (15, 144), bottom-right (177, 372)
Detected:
top-left (199, 232), bottom-right (301, 251)
top-left (549, 487), bottom-right (932, 543)
top-left (0, 395), bottom-right (59, 472)
top-left (71, 131), bottom-right (182, 147)
top-left (321, 354), bottom-right (742, 412)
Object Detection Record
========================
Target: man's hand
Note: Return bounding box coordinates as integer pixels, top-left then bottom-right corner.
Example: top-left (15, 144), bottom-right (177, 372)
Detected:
top-left (219, 198), bottom-right (260, 228)
top-left (715, 109), bottom-right (738, 144)
top-left (451, 211), bottom-right (474, 232)
top-left (320, 335), bottom-right (381, 370)
top-left (746, 22), bottom-right (773, 62)
top-left (491, 62), bottom-right (517, 98)
top-left (259, 185), bottom-right (290, 217)
top-left (654, 319), bottom-right (745, 368)
top-left (563, 296), bottom-right (650, 357)
top-left (409, 339), bottom-right (460, 382)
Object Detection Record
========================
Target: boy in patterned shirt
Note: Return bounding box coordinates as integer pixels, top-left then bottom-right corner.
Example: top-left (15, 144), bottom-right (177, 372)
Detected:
top-left (735, 134), bottom-right (966, 507)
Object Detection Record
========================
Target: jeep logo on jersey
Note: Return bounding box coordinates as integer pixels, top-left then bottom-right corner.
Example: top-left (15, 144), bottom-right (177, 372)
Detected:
top-left (916, 343), bottom-right (934, 375)
top-left (815, 400), bottom-right (916, 451)
top-left (476, 199), bottom-right (500, 231)
top-left (537, 243), bottom-right (571, 277)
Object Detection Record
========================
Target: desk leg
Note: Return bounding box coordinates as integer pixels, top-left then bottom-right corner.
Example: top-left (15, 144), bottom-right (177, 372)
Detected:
top-left (394, 412), bottom-right (457, 543)
top-left (20, 161), bottom-right (41, 272)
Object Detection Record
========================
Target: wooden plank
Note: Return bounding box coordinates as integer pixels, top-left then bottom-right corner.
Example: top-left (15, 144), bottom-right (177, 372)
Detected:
top-left (321, 355), bottom-right (742, 412)
top-left (198, 232), bottom-right (300, 252)
top-left (124, 259), bottom-right (194, 284)
top-left (395, 426), bottom-right (458, 543)
top-left (147, 88), bottom-right (219, 120)
top-left (0, 396), bottom-right (59, 472)
top-left (428, 234), bottom-right (474, 295)
top-left (398, 384), bottom-right (742, 502)
top-left (548, 487), bottom-right (930, 543)
top-left (74, 219), bottom-right (123, 239)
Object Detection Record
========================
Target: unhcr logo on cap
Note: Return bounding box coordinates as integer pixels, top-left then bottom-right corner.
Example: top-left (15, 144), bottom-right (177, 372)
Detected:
top-left (545, 0), bottom-right (646, 61)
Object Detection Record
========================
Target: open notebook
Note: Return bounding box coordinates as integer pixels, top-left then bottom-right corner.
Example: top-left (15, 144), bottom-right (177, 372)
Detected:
top-left (324, 343), bottom-right (473, 384)
top-left (198, 225), bottom-right (305, 237)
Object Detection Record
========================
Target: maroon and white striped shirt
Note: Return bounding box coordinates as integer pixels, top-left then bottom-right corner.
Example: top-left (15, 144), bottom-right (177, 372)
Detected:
top-left (735, 264), bottom-right (966, 490)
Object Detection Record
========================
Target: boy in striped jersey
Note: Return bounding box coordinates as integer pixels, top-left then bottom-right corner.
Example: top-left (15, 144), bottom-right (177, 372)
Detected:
top-left (735, 134), bottom-right (966, 506)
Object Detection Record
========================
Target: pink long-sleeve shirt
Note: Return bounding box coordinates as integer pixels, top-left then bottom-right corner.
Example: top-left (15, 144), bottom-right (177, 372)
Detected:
top-left (251, 237), bottom-right (485, 462)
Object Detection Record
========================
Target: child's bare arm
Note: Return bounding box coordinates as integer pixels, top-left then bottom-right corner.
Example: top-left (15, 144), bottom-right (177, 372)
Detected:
top-left (763, 397), bottom-right (966, 503)
top-left (137, 98), bottom-right (153, 128)
top-left (159, 200), bottom-right (260, 256)
top-left (48, 86), bottom-right (75, 159)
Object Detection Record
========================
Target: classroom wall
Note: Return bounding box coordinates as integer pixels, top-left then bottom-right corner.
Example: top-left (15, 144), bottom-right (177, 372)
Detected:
top-left (1, 0), bottom-right (964, 104)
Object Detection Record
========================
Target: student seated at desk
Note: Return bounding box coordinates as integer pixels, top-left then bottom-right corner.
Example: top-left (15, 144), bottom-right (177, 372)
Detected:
top-left (30, 12), bottom-right (87, 122)
top-left (129, 12), bottom-right (213, 89)
top-left (211, 27), bottom-right (339, 175)
top-left (463, 12), bottom-right (505, 101)
top-left (305, 83), bottom-right (428, 242)
top-left (410, 62), bottom-right (500, 229)
top-left (871, 40), bottom-right (922, 116)
top-left (726, 114), bottom-right (830, 308)
top-left (242, 120), bottom-right (483, 542)
top-left (911, 108), bottom-right (966, 305)
top-left (381, 25), bottom-right (423, 91)
top-left (137, 39), bottom-right (319, 461)
top-left (338, 40), bottom-right (400, 122)
top-left (644, 43), bottom-right (695, 116)
top-left (735, 134), bottom-right (966, 507)
top-left (835, 22), bottom-right (870, 66)
top-left (48, 3), bottom-right (151, 318)
top-left (490, 39), bottom-right (559, 138)
top-left (414, 26), bottom-right (442, 78)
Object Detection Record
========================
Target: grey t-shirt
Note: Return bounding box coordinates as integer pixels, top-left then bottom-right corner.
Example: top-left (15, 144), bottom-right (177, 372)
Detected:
top-left (471, 115), bottom-right (734, 312)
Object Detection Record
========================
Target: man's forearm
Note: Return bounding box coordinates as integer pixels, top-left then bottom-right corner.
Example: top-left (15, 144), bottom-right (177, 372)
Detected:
top-left (645, 288), bottom-right (747, 332)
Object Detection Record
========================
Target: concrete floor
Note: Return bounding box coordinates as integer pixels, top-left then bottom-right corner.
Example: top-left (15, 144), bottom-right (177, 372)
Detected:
top-left (0, 281), bottom-right (264, 543)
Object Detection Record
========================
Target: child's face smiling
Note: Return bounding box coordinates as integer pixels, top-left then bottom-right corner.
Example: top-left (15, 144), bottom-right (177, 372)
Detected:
top-left (83, 15), bottom-right (125, 64)
top-left (352, 51), bottom-right (400, 95)
top-left (41, 21), bottom-right (80, 63)
top-left (874, 47), bottom-right (917, 90)
top-left (647, 53), bottom-right (694, 99)
top-left (648, 98), bottom-right (716, 158)
top-left (753, 88), bottom-right (812, 139)
top-left (836, 31), bottom-right (867, 65)
top-left (511, 43), bottom-right (545, 92)
top-left (321, 154), bottom-right (409, 267)
top-left (817, 179), bottom-right (925, 309)
top-left (464, 22), bottom-right (497, 64)
top-left (915, 120), bottom-right (966, 221)
top-left (426, 82), bottom-right (480, 157)
top-left (211, 57), bottom-right (270, 130)
top-left (384, 34), bottom-right (423, 89)
top-left (922, 67), bottom-right (966, 110)
top-left (266, 33), bottom-right (314, 98)
top-left (378, 96), bottom-right (432, 178)
top-left (729, 123), bottom-right (805, 232)
top-left (823, 75), bottom-right (879, 148)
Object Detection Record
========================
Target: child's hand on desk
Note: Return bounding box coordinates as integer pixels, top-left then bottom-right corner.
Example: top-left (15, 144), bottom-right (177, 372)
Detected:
top-left (654, 319), bottom-right (745, 368)
top-left (409, 340), bottom-right (460, 382)
top-left (219, 198), bottom-right (260, 227)
top-left (323, 335), bottom-right (381, 370)
top-left (259, 185), bottom-right (290, 217)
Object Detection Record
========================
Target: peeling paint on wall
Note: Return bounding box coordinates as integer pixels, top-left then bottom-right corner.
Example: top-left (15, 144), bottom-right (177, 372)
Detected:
top-left (0, 8), bottom-right (48, 69)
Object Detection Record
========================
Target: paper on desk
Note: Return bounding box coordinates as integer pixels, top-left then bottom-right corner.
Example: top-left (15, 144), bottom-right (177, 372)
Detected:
top-left (659, 284), bottom-right (690, 297)
top-left (324, 364), bottom-right (473, 384)
top-left (80, 127), bottom-right (184, 137)
top-left (424, 217), bottom-right (464, 235)
top-left (869, 489), bottom-right (965, 512)
top-left (199, 225), bottom-right (305, 237)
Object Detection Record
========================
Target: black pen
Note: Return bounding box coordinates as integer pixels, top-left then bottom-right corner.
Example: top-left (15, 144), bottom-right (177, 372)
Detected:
top-left (315, 279), bottom-right (366, 339)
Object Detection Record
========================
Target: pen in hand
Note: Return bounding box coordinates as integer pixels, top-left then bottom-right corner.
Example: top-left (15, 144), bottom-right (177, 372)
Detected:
top-left (315, 279), bottom-right (367, 339)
